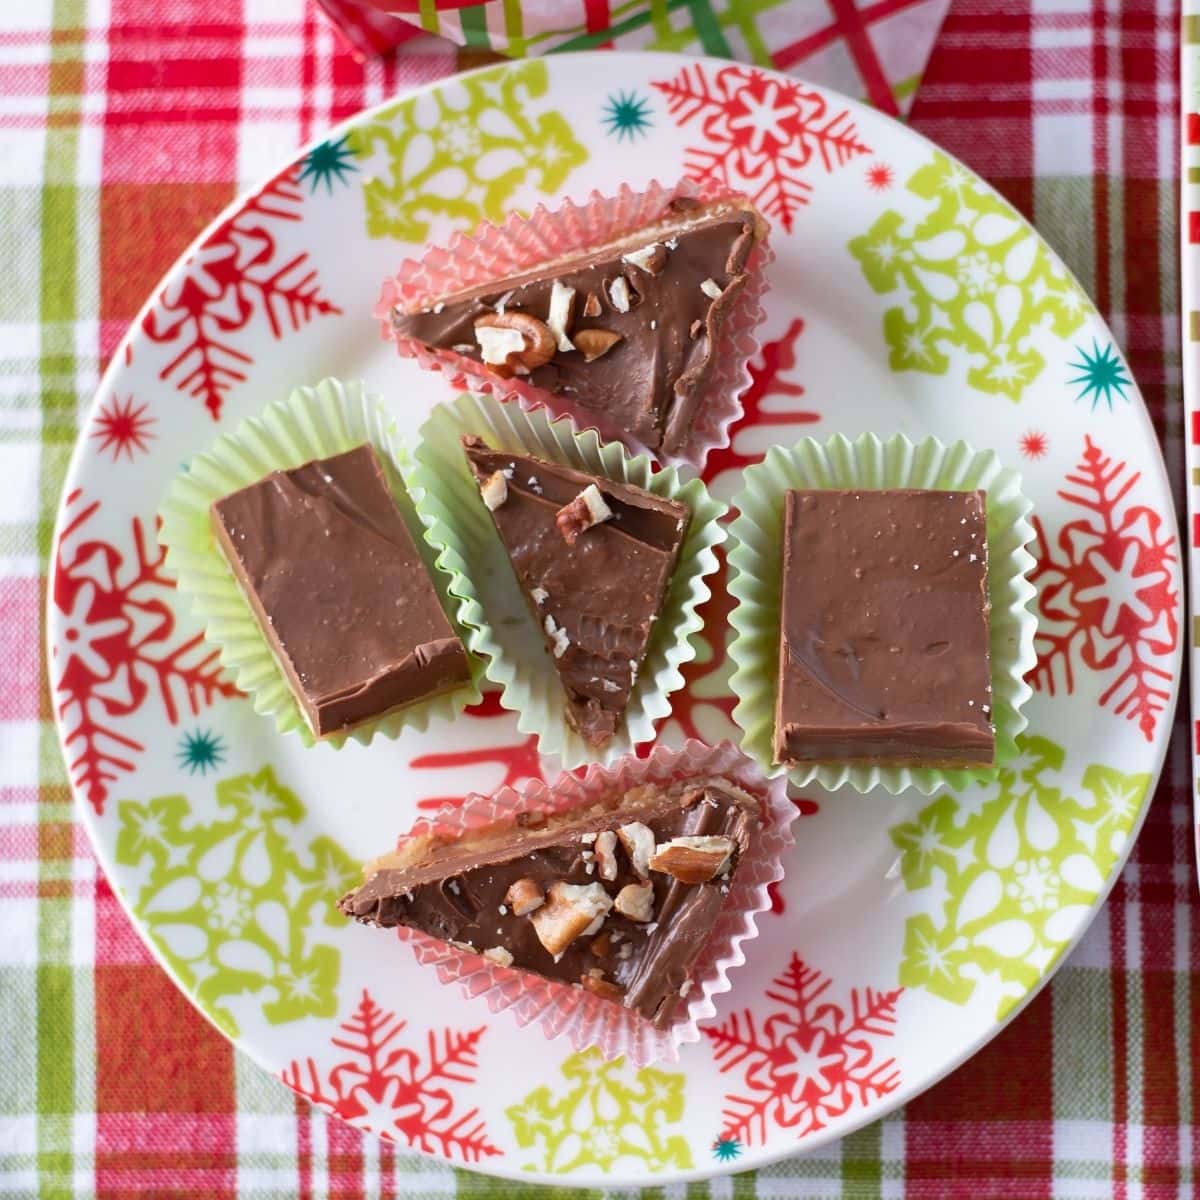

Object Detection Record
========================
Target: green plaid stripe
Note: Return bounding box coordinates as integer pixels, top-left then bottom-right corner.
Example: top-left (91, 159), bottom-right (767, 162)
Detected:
top-left (34, 2), bottom-right (87, 1197)
top-left (2, 1), bottom-right (1195, 1195)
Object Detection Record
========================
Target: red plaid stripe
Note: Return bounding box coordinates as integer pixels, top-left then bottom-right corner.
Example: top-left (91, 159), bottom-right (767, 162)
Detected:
top-left (1, 0), bottom-right (1192, 1194)
top-left (910, 4), bottom-right (1189, 1197)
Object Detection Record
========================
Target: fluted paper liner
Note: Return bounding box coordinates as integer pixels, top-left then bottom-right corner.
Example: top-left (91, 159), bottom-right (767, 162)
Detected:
top-left (375, 178), bottom-right (771, 470)
top-left (407, 391), bottom-right (725, 768)
top-left (390, 739), bottom-right (796, 1066)
top-left (157, 378), bottom-right (482, 748)
top-left (727, 432), bottom-right (1038, 795)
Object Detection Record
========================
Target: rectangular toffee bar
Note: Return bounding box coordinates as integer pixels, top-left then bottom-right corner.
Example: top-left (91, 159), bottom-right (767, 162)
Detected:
top-left (211, 444), bottom-right (470, 738)
top-left (774, 488), bottom-right (994, 767)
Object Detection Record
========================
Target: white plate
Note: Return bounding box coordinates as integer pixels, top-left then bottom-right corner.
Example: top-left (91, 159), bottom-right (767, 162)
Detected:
top-left (48, 53), bottom-right (1182, 1185)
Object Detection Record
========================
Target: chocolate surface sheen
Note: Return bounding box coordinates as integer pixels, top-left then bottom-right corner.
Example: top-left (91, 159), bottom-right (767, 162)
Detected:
top-left (339, 777), bottom-right (762, 1027)
top-left (210, 444), bottom-right (470, 738)
top-left (774, 489), bottom-right (994, 767)
top-left (462, 436), bottom-right (688, 746)
top-left (391, 198), bottom-right (764, 452)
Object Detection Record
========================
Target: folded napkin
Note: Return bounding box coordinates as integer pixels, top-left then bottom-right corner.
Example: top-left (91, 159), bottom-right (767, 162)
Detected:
top-left (314, 0), bottom-right (952, 116)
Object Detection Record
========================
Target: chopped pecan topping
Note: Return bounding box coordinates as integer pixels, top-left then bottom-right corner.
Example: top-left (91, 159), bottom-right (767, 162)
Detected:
top-left (504, 877), bottom-right (545, 916)
top-left (648, 835), bottom-right (735, 884)
top-left (594, 830), bottom-right (618, 882)
top-left (546, 280), bottom-right (576, 353)
top-left (608, 276), bottom-right (632, 313)
top-left (555, 484), bottom-right (614, 545)
top-left (474, 311), bottom-right (556, 375)
top-left (616, 822), bottom-right (655, 878)
top-left (622, 242), bottom-right (668, 275)
top-left (614, 882), bottom-right (654, 923)
top-left (574, 328), bottom-right (623, 362)
top-left (478, 470), bottom-right (508, 511)
top-left (581, 968), bottom-right (624, 1000)
top-left (582, 291), bottom-right (603, 318)
top-left (529, 881), bottom-right (613, 959)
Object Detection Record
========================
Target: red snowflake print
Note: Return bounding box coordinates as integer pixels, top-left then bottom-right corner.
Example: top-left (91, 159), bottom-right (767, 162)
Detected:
top-left (52, 489), bottom-right (238, 813)
top-left (672, 319), bottom-right (815, 743)
top-left (701, 317), bottom-right (817, 489)
top-left (282, 988), bottom-right (500, 1162)
top-left (141, 165), bottom-right (341, 421)
top-left (91, 395), bottom-right (155, 461)
top-left (1029, 435), bottom-right (1178, 740)
top-left (652, 65), bottom-right (871, 233)
top-left (1019, 429), bottom-right (1049, 460)
top-left (706, 953), bottom-right (901, 1145)
top-left (410, 690), bottom-right (543, 811)
top-left (865, 162), bottom-right (893, 191)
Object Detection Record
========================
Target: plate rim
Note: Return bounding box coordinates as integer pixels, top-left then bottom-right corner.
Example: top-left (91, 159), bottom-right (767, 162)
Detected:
top-left (46, 48), bottom-right (1185, 1186)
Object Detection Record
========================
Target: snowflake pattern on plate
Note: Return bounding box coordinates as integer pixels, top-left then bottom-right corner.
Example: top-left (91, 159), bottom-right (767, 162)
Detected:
top-left (1030, 435), bottom-right (1178, 740)
top-left (283, 989), bottom-right (500, 1162)
top-left (671, 318), bottom-right (818, 749)
top-left (506, 1047), bottom-right (692, 1174)
top-left (1067, 338), bottom-right (1132, 411)
top-left (350, 60), bottom-right (587, 243)
top-left (114, 766), bottom-right (359, 1036)
top-left (176, 727), bottom-right (226, 776)
top-left (91, 395), bottom-right (155, 461)
top-left (298, 135), bottom-right (358, 194)
top-left (52, 490), bottom-right (236, 813)
top-left (706, 953), bottom-right (901, 1145)
top-left (408, 691), bottom-right (543, 812)
top-left (1019, 429), bottom-right (1049, 460)
top-left (141, 167), bottom-right (341, 420)
top-left (849, 153), bottom-right (1088, 401)
top-left (601, 89), bottom-right (654, 141)
top-left (889, 734), bottom-right (1151, 1017)
top-left (652, 64), bottom-right (870, 233)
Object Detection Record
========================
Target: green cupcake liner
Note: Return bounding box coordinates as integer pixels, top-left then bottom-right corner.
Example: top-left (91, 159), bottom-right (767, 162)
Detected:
top-left (407, 392), bottom-right (727, 768)
top-left (727, 432), bottom-right (1038, 795)
top-left (157, 377), bottom-right (483, 748)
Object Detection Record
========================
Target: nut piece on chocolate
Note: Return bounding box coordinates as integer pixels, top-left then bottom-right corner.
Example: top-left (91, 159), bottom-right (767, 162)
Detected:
top-left (774, 489), bottom-right (994, 768)
top-left (461, 435), bottom-right (689, 747)
top-left (338, 775), bottom-right (763, 1028)
top-left (209, 444), bottom-right (471, 739)
top-left (389, 197), bottom-right (767, 454)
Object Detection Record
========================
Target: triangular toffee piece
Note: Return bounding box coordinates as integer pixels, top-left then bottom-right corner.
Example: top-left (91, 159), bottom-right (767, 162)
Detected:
top-left (390, 197), bottom-right (766, 453)
top-left (339, 776), bottom-right (762, 1027)
top-left (463, 436), bottom-right (688, 747)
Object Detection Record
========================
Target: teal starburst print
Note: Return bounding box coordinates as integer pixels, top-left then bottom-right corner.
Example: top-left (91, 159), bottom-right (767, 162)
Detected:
top-left (602, 90), bottom-right (653, 142)
top-left (1068, 339), bottom-right (1131, 410)
top-left (712, 1136), bottom-right (742, 1162)
top-left (177, 728), bottom-right (226, 776)
top-left (298, 136), bottom-right (358, 194)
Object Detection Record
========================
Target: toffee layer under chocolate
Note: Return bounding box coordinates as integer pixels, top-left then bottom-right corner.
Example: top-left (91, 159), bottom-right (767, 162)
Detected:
top-left (210, 444), bottom-right (470, 738)
top-left (339, 776), bottom-right (762, 1027)
top-left (462, 436), bottom-right (689, 746)
top-left (774, 489), bottom-right (994, 767)
top-left (390, 198), bottom-right (765, 453)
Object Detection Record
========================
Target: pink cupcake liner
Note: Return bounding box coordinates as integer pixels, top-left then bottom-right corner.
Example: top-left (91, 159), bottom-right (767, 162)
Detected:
top-left (375, 178), bottom-right (772, 470)
top-left (394, 738), bottom-right (796, 1067)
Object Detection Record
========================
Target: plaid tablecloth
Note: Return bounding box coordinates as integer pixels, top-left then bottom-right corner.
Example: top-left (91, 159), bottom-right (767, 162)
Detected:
top-left (0, 1), bottom-right (1194, 1197)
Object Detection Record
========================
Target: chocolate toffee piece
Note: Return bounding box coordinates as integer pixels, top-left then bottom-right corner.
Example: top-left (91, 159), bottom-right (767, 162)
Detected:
top-left (339, 776), bottom-right (762, 1027)
top-left (390, 197), bottom-right (767, 453)
top-left (774, 489), bottom-right (994, 767)
top-left (462, 436), bottom-right (689, 747)
top-left (210, 444), bottom-right (470, 738)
